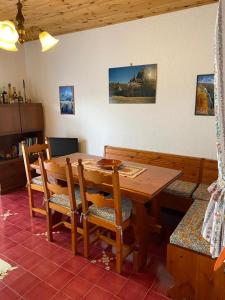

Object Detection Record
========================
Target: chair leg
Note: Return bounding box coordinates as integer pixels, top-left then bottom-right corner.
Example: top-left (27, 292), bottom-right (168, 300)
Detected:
top-left (83, 217), bottom-right (90, 258)
top-left (116, 229), bottom-right (123, 274)
top-left (71, 212), bottom-right (77, 255)
top-left (46, 203), bottom-right (53, 242)
top-left (28, 187), bottom-right (35, 217)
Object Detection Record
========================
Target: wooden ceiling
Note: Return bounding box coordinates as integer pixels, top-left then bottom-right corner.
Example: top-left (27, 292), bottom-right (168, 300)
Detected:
top-left (0, 0), bottom-right (218, 41)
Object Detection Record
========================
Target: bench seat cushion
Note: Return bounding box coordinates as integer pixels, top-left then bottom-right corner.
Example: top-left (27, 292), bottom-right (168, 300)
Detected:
top-left (165, 180), bottom-right (197, 198)
top-left (170, 200), bottom-right (210, 255)
top-left (192, 184), bottom-right (211, 202)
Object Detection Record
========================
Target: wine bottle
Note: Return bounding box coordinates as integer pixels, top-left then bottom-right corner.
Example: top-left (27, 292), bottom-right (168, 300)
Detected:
top-left (8, 83), bottom-right (13, 103)
top-left (2, 87), bottom-right (8, 104)
top-left (18, 90), bottom-right (24, 103)
top-left (12, 87), bottom-right (18, 103)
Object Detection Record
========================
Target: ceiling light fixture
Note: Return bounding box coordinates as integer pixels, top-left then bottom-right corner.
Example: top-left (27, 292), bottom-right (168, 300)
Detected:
top-left (0, 0), bottom-right (59, 52)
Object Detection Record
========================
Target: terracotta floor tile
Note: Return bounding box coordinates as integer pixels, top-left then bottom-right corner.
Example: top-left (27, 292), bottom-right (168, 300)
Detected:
top-left (0, 286), bottom-right (20, 300)
top-left (51, 291), bottom-right (73, 300)
top-left (45, 267), bottom-right (75, 290)
top-left (16, 251), bottom-right (44, 270)
top-left (0, 223), bottom-right (21, 237)
top-left (144, 290), bottom-right (171, 300)
top-left (21, 235), bottom-right (46, 249)
top-left (62, 275), bottom-right (93, 299)
top-left (10, 230), bottom-right (33, 243)
top-left (97, 271), bottom-right (128, 294)
top-left (29, 258), bottom-right (59, 280)
top-left (61, 256), bottom-right (88, 274)
top-left (79, 263), bottom-right (107, 284)
top-left (118, 279), bottom-right (149, 299)
top-left (47, 246), bottom-right (73, 266)
top-left (9, 271), bottom-right (41, 295)
top-left (84, 286), bottom-right (114, 299)
top-left (33, 241), bottom-right (60, 258)
top-left (24, 281), bottom-right (58, 300)
top-left (0, 280), bottom-right (5, 290)
top-left (2, 244), bottom-right (31, 262)
top-left (0, 236), bottom-right (17, 251)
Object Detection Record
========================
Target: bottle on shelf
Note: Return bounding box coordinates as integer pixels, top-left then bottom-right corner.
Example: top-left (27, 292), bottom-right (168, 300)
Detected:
top-left (2, 87), bottom-right (8, 104)
top-left (8, 83), bottom-right (13, 103)
top-left (18, 91), bottom-right (24, 103)
top-left (12, 87), bottom-right (18, 103)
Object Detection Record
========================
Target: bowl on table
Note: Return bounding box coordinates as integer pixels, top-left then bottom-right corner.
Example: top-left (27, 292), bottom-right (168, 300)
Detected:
top-left (97, 159), bottom-right (122, 170)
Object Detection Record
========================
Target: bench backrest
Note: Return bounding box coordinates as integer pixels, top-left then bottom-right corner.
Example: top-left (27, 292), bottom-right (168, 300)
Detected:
top-left (104, 145), bottom-right (202, 183)
top-left (200, 159), bottom-right (218, 185)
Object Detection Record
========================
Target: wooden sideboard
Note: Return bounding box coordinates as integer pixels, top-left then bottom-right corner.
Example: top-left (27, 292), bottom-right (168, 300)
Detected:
top-left (0, 103), bottom-right (44, 193)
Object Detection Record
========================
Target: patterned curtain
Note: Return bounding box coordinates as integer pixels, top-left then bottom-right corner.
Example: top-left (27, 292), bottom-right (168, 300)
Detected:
top-left (202, 0), bottom-right (225, 258)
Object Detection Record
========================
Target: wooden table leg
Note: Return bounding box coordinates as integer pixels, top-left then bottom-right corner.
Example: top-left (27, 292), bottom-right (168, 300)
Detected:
top-left (132, 195), bottom-right (162, 272)
top-left (132, 201), bottom-right (149, 272)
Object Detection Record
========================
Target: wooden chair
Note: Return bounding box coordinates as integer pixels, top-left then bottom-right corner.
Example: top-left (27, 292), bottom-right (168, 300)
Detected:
top-left (22, 138), bottom-right (51, 217)
top-left (77, 159), bottom-right (134, 273)
top-left (38, 153), bottom-right (83, 254)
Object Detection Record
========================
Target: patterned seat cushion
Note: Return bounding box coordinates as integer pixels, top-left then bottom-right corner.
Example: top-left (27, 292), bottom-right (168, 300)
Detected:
top-left (31, 175), bottom-right (42, 185)
top-left (192, 184), bottom-right (210, 202)
top-left (170, 200), bottom-right (210, 255)
top-left (88, 197), bottom-right (132, 223)
top-left (49, 186), bottom-right (81, 208)
top-left (165, 180), bottom-right (197, 198)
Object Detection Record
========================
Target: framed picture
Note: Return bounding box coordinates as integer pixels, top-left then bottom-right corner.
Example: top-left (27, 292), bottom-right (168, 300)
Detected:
top-left (59, 86), bottom-right (75, 115)
top-left (195, 74), bottom-right (215, 116)
top-left (109, 64), bottom-right (157, 104)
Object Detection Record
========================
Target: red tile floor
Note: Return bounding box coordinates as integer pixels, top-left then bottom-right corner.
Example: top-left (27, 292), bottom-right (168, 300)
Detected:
top-left (0, 188), bottom-right (182, 300)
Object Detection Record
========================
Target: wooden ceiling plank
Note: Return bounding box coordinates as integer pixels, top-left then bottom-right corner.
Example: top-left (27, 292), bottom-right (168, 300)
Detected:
top-left (0, 0), bottom-right (218, 41)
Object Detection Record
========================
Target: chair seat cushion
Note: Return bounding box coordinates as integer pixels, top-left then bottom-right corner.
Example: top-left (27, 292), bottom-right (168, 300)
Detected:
top-left (49, 186), bottom-right (81, 208)
top-left (192, 184), bottom-right (211, 202)
top-left (165, 180), bottom-right (197, 198)
top-left (170, 200), bottom-right (210, 255)
top-left (31, 175), bottom-right (42, 186)
top-left (88, 198), bottom-right (132, 223)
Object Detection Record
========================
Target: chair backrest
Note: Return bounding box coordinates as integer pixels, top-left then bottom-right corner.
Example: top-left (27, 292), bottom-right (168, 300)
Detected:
top-left (77, 159), bottom-right (123, 225)
top-left (38, 153), bottom-right (77, 211)
top-left (22, 137), bottom-right (52, 185)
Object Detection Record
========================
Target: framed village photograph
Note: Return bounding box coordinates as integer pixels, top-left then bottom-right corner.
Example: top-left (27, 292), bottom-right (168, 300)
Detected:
top-left (109, 64), bottom-right (157, 104)
top-left (59, 86), bottom-right (75, 115)
top-left (195, 74), bottom-right (215, 116)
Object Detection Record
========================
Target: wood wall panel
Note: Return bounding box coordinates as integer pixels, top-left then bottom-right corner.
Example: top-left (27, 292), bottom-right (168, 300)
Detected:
top-left (0, 0), bottom-right (217, 41)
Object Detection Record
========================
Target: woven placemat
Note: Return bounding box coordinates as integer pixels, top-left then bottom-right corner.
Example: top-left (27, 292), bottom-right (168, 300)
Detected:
top-left (72, 159), bottom-right (146, 179)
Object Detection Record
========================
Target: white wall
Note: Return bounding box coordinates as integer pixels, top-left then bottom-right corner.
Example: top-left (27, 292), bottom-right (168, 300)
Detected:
top-left (0, 46), bottom-right (27, 94)
top-left (25, 4), bottom-right (218, 159)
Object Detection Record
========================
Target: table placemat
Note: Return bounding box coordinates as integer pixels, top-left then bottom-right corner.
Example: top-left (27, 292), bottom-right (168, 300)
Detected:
top-left (72, 159), bottom-right (146, 179)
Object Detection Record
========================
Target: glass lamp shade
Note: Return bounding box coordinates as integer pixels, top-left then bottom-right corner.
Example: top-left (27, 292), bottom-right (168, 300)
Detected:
top-left (0, 40), bottom-right (18, 51)
top-left (0, 21), bottom-right (18, 43)
top-left (39, 31), bottom-right (59, 52)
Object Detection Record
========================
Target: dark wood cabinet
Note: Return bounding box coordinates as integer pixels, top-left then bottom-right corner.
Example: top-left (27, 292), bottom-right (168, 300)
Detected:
top-left (0, 103), bottom-right (44, 194)
top-left (0, 158), bottom-right (26, 193)
top-left (20, 103), bottom-right (44, 132)
top-left (0, 104), bottom-right (21, 136)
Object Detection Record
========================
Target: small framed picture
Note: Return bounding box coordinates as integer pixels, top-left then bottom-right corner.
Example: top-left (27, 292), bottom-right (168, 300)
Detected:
top-left (59, 86), bottom-right (75, 115)
top-left (195, 74), bottom-right (215, 116)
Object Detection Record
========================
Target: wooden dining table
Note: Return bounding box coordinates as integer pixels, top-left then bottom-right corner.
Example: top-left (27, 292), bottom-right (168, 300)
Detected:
top-left (32, 152), bottom-right (182, 271)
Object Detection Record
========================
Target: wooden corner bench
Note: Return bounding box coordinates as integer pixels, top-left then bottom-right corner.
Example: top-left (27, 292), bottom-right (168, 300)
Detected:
top-left (167, 200), bottom-right (225, 300)
top-left (104, 145), bottom-right (218, 212)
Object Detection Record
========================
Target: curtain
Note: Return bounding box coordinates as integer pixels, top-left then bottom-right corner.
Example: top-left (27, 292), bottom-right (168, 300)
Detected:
top-left (202, 0), bottom-right (225, 258)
